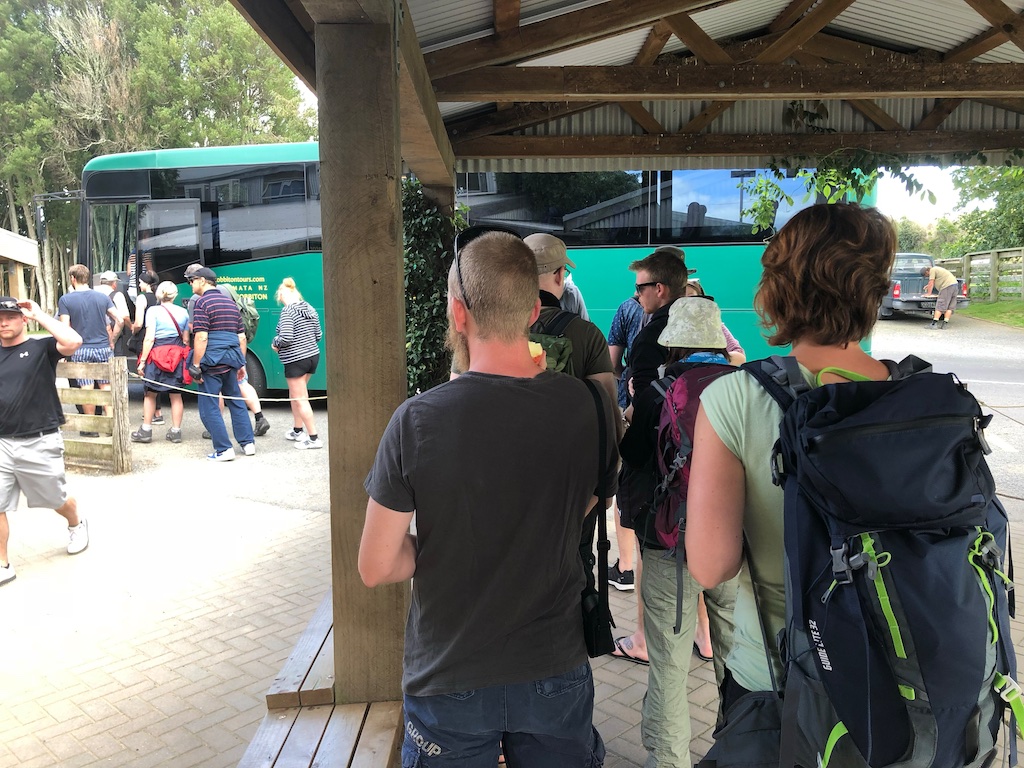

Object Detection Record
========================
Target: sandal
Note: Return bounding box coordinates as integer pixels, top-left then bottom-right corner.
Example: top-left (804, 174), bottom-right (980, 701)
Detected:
top-left (610, 636), bottom-right (649, 666)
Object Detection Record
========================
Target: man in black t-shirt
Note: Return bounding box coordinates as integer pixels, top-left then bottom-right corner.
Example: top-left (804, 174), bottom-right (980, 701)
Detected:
top-left (360, 232), bottom-right (618, 767)
top-left (0, 297), bottom-right (90, 586)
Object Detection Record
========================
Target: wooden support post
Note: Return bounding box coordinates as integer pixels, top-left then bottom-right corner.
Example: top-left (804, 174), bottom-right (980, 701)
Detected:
top-left (962, 252), bottom-right (972, 294)
top-left (110, 357), bottom-right (132, 474)
top-left (988, 252), bottom-right (997, 300)
top-left (316, 21), bottom-right (408, 704)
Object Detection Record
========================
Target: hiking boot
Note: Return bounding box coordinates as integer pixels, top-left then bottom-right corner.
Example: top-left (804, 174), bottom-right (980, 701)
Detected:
top-left (285, 428), bottom-right (305, 441)
top-left (254, 417), bottom-right (270, 437)
top-left (165, 428), bottom-right (182, 443)
top-left (0, 563), bottom-right (15, 586)
top-left (152, 414), bottom-right (165, 425)
top-left (202, 430), bottom-right (211, 440)
top-left (295, 436), bottom-right (324, 450)
top-left (241, 442), bottom-right (256, 456)
top-left (67, 519), bottom-right (89, 555)
top-left (608, 560), bottom-right (635, 591)
top-left (941, 321), bottom-right (949, 330)
top-left (929, 320), bottom-right (939, 329)
top-left (130, 428), bottom-right (152, 443)
top-left (207, 448), bottom-right (236, 462)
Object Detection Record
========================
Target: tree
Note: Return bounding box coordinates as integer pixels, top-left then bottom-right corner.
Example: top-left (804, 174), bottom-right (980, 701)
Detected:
top-left (950, 166), bottom-right (1024, 252)
top-left (495, 171), bottom-right (641, 222)
top-left (896, 217), bottom-right (928, 252)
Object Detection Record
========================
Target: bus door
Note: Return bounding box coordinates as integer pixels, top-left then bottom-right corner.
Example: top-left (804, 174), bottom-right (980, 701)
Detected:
top-left (136, 200), bottom-right (203, 288)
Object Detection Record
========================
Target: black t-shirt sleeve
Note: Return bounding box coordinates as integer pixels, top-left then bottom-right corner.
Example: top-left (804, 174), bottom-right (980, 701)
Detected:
top-left (588, 382), bottom-right (620, 498)
top-left (628, 333), bottom-right (667, 400)
top-left (364, 404), bottom-right (417, 513)
top-left (619, 385), bottom-right (660, 469)
top-left (44, 336), bottom-right (62, 367)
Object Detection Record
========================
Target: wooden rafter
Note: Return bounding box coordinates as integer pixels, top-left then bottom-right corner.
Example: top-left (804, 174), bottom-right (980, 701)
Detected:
top-left (961, 0), bottom-right (1024, 54)
top-left (768, 0), bottom-right (820, 34)
top-left (615, 20), bottom-right (674, 132)
top-left (791, 51), bottom-right (903, 131)
top-left (433, 62), bottom-right (1024, 102)
top-left (493, 0), bottom-right (520, 36)
top-left (663, 13), bottom-right (736, 131)
top-left (424, 0), bottom-right (728, 78)
top-left (229, 0), bottom-right (316, 90)
top-left (757, 0), bottom-right (858, 64)
top-left (453, 130), bottom-right (1024, 159)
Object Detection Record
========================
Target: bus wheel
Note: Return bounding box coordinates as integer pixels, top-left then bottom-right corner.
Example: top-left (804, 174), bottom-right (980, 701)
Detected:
top-left (245, 352), bottom-right (269, 400)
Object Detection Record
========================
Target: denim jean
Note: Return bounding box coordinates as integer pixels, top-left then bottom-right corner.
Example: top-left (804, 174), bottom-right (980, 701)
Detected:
top-left (401, 661), bottom-right (604, 767)
top-left (197, 367), bottom-right (254, 453)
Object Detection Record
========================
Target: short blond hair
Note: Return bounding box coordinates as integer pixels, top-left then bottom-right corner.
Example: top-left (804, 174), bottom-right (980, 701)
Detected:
top-left (156, 281), bottom-right (178, 302)
top-left (449, 232), bottom-right (537, 342)
top-left (276, 277), bottom-right (303, 305)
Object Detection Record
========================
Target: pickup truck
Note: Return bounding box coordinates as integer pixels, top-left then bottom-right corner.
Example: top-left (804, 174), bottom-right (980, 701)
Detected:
top-left (878, 253), bottom-right (970, 320)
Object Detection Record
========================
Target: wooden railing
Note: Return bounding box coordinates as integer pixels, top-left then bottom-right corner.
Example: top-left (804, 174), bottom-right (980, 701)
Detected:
top-left (56, 357), bottom-right (132, 474)
top-left (936, 247), bottom-right (1024, 302)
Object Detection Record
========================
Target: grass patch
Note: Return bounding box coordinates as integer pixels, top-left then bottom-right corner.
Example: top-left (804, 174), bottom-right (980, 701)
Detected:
top-left (959, 300), bottom-right (1024, 329)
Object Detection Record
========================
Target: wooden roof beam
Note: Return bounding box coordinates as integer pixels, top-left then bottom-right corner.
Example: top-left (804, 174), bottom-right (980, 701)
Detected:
top-left (791, 51), bottom-right (903, 131)
top-left (757, 0), bottom-right (858, 64)
top-left (768, 0), bottom-right (820, 34)
top-left (397, 2), bottom-right (455, 187)
top-left (229, 0), bottom-right (316, 91)
top-left (434, 62), bottom-right (1024, 102)
top-left (493, 0), bottom-right (521, 36)
top-left (453, 130), bottom-right (1024, 159)
top-left (424, 0), bottom-right (728, 78)
top-left (961, 0), bottom-right (1024, 55)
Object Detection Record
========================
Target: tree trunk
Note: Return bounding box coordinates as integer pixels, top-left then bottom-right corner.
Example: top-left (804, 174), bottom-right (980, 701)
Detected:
top-left (4, 182), bottom-right (18, 232)
top-left (22, 200), bottom-right (54, 312)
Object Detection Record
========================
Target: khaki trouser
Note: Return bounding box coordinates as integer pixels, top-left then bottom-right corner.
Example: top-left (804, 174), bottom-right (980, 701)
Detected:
top-left (640, 549), bottom-right (737, 768)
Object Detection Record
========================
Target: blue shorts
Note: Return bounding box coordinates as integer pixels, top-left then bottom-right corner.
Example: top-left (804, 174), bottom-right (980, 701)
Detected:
top-left (401, 661), bottom-right (604, 767)
top-left (70, 346), bottom-right (113, 386)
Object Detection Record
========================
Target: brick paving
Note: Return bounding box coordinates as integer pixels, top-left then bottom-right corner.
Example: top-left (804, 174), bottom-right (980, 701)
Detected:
top-left (1, 404), bottom-right (1022, 767)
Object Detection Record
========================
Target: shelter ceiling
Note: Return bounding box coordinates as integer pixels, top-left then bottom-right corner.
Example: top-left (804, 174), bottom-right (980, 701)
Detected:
top-left (232, 0), bottom-right (1024, 178)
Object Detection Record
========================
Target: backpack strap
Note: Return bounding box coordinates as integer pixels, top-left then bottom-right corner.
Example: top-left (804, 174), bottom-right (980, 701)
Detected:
top-left (740, 355), bottom-right (809, 412)
top-left (584, 379), bottom-right (614, 646)
top-left (533, 309), bottom-right (576, 337)
top-left (882, 354), bottom-right (932, 380)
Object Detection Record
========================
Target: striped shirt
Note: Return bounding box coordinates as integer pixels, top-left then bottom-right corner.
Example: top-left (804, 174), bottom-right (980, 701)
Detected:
top-left (273, 301), bottom-right (322, 365)
top-left (192, 289), bottom-right (244, 375)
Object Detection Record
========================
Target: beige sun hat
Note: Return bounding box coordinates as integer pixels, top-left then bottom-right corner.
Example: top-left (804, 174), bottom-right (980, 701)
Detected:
top-left (658, 297), bottom-right (727, 348)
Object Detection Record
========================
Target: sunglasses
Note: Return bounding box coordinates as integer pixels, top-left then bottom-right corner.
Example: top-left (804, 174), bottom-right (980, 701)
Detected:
top-left (635, 281), bottom-right (660, 293)
top-left (452, 225), bottom-right (523, 310)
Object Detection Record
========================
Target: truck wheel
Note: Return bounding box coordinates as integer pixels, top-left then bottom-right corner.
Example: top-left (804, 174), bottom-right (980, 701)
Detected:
top-left (877, 306), bottom-right (894, 320)
top-left (245, 352), bottom-right (269, 400)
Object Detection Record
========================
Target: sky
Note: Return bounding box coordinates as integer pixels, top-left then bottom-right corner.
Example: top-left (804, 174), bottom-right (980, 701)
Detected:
top-left (874, 166), bottom-right (964, 225)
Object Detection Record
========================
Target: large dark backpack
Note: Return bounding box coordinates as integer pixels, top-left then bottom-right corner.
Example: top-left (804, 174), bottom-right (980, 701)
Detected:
top-left (530, 309), bottom-right (576, 376)
top-left (649, 361), bottom-right (737, 632)
top-left (737, 354), bottom-right (1020, 768)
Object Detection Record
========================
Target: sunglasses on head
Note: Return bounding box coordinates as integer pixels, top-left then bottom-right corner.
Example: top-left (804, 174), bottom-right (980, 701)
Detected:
top-left (452, 225), bottom-right (523, 310)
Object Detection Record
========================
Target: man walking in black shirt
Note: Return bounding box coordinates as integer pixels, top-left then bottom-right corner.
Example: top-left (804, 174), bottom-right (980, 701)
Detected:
top-left (0, 297), bottom-right (89, 586)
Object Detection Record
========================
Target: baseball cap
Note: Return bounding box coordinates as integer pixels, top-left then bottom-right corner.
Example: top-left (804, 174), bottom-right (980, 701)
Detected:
top-left (99, 270), bottom-right (119, 283)
top-left (654, 245), bottom-right (697, 275)
top-left (188, 267), bottom-right (217, 282)
top-left (524, 233), bottom-right (576, 274)
top-left (0, 296), bottom-right (22, 313)
top-left (657, 297), bottom-right (727, 349)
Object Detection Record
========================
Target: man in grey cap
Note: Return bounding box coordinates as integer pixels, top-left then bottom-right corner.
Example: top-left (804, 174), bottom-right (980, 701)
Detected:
top-left (187, 266), bottom-right (256, 461)
top-left (523, 233), bottom-right (615, 402)
top-left (183, 264), bottom-right (270, 439)
top-left (97, 270), bottom-right (133, 360)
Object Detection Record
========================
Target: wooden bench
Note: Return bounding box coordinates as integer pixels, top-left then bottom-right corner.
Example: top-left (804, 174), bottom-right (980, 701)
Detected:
top-left (238, 592), bottom-right (402, 767)
top-left (238, 701), bottom-right (402, 768)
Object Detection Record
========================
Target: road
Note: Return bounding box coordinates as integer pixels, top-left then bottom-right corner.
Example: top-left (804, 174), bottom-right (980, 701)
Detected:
top-left (871, 312), bottom-right (1024, 513)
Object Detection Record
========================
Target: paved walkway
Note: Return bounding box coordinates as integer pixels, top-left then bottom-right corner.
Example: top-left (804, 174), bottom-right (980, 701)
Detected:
top-left (1, 403), bottom-right (1023, 766)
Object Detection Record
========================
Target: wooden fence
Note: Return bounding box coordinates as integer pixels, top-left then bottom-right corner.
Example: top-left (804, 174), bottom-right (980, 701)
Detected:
top-left (56, 357), bottom-right (132, 474)
top-left (936, 247), bottom-right (1024, 302)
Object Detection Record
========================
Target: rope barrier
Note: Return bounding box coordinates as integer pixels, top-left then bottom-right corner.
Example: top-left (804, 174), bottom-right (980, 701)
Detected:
top-left (128, 372), bottom-right (329, 402)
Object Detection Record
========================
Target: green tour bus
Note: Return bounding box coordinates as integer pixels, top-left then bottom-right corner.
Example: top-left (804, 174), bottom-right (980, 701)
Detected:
top-left (79, 143), bottom-right (324, 397)
top-left (79, 143), bottom-right (876, 395)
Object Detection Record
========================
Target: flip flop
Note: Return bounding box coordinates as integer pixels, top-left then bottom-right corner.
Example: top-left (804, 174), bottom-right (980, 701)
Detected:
top-left (610, 636), bottom-right (649, 666)
top-left (693, 642), bottom-right (713, 663)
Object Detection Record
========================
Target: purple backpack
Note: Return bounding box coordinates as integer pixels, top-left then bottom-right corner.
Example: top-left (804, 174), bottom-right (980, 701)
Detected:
top-left (650, 362), bottom-right (737, 630)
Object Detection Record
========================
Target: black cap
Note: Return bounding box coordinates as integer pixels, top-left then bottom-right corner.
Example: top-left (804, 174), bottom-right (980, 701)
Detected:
top-left (0, 296), bottom-right (21, 313)
top-left (189, 267), bottom-right (217, 282)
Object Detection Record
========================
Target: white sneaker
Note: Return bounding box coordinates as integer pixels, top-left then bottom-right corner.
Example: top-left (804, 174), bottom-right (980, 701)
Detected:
top-left (207, 448), bottom-right (236, 462)
top-left (67, 519), bottom-right (89, 555)
top-left (0, 563), bottom-right (15, 586)
top-left (242, 442), bottom-right (256, 456)
top-left (294, 436), bottom-right (324, 450)
top-left (285, 429), bottom-right (305, 441)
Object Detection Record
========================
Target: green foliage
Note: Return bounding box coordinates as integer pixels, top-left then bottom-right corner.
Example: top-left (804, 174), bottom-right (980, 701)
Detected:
top-left (949, 165), bottom-right (1024, 252)
top-left (896, 217), bottom-right (928, 252)
top-left (494, 171), bottom-right (641, 221)
top-left (403, 179), bottom-right (467, 396)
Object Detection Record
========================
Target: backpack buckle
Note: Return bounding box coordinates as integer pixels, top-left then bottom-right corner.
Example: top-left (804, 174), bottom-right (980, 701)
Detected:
top-left (996, 674), bottom-right (1022, 704)
top-left (770, 441), bottom-right (785, 486)
top-left (831, 543), bottom-right (853, 585)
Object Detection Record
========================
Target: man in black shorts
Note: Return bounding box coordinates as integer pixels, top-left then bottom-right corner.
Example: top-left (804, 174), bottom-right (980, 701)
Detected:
top-left (0, 297), bottom-right (89, 586)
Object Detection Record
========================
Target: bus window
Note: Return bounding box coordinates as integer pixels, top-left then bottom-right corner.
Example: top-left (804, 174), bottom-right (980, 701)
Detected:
top-left (137, 200), bottom-right (203, 285)
top-left (88, 203), bottom-right (137, 280)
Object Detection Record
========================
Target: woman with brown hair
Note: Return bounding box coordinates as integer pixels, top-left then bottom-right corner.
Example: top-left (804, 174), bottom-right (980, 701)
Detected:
top-left (685, 203), bottom-right (896, 756)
